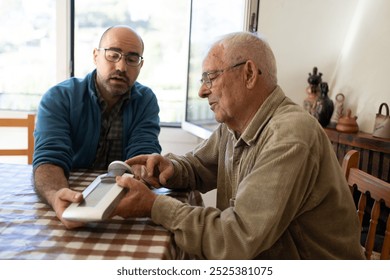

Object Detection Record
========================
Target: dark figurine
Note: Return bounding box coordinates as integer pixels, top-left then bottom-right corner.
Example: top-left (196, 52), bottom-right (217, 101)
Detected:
top-left (307, 67), bottom-right (322, 94)
top-left (314, 82), bottom-right (334, 127)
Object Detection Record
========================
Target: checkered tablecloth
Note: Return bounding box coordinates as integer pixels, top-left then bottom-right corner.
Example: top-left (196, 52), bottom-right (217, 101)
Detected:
top-left (0, 163), bottom-right (201, 260)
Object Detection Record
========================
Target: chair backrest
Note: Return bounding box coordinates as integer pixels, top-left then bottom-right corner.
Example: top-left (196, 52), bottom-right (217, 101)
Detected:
top-left (0, 114), bottom-right (35, 164)
top-left (342, 150), bottom-right (390, 260)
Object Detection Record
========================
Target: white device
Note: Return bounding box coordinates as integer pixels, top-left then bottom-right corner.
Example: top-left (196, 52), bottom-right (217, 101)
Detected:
top-left (62, 161), bottom-right (133, 222)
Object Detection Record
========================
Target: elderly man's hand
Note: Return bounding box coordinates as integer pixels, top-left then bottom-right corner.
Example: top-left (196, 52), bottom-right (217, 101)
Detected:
top-left (112, 174), bottom-right (157, 218)
top-left (126, 154), bottom-right (174, 187)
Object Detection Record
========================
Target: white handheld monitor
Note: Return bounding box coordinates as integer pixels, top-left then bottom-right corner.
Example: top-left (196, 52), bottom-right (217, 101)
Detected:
top-left (62, 161), bottom-right (133, 222)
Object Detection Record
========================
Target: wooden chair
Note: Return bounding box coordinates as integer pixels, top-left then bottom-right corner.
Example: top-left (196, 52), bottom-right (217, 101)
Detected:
top-left (342, 150), bottom-right (390, 259)
top-left (0, 114), bottom-right (35, 164)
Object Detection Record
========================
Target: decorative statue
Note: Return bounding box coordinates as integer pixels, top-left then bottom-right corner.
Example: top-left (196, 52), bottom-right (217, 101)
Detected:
top-left (303, 67), bottom-right (322, 114)
top-left (307, 67), bottom-right (323, 90)
top-left (313, 82), bottom-right (334, 127)
top-left (329, 93), bottom-right (345, 128)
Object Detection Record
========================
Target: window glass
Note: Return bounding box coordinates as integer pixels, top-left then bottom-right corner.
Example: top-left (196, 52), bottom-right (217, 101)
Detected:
top-left (185, 0), bottom-right (248, 135)
top-left (74, 0), bottom-right (190, 124)
top-left (0, 0), bottom-right (56, 111)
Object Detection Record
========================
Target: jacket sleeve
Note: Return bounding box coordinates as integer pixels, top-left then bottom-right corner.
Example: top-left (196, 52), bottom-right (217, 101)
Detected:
top-left (123, 85), bottom-right (161, 158)
top-left (33, 88), bottom-right (74, 175)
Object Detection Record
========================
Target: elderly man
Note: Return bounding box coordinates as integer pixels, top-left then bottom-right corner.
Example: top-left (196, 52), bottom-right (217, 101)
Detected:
top-left (115, 31), bottom-right (363, 259)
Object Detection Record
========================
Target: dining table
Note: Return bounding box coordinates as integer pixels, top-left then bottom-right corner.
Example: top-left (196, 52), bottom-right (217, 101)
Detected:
top-left (0, 162), bottom-right (203, 260)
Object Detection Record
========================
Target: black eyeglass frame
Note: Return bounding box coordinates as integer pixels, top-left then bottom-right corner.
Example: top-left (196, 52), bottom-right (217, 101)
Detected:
top-left (98, 48), bottom-right (143, 67)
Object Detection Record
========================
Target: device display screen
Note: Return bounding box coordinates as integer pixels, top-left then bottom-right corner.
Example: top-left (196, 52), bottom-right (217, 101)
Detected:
top-left (78, 182), bottom-right (115, 207)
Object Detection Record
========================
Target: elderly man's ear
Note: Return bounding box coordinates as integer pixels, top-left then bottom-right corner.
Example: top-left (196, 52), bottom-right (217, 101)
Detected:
top-left (244, 60), bottom-right (259, 89)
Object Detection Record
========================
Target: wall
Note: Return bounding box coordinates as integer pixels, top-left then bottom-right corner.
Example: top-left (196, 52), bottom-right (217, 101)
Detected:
top-left (330, 0), bottom-right (390, 132)
top-left (258, 0), bottom-right (389, 133)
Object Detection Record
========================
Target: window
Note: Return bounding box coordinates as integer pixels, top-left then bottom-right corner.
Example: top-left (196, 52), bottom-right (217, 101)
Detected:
top-left (0, 0), bottom-right (56, 111)
top-left (74, 0), bottom-right (190, 125)
top-left (183, 0), bottom-right (259, 138)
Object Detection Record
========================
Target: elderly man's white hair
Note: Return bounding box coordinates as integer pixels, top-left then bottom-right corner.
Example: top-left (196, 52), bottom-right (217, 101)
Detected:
top-left (212, 31), bottom-right (278, 86)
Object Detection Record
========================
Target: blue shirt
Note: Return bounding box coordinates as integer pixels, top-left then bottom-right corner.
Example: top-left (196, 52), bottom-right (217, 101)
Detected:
top-left (33, 70), bottom-right (161, 175)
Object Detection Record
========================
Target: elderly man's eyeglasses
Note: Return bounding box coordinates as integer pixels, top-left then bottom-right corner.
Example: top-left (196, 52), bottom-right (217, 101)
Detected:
top-left (200, 61), bottom-right (261, 89)
top-left (98, 48), bottom-right (143, 67)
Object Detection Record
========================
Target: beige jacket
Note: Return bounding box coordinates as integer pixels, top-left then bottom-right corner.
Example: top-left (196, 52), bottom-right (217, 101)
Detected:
top-left (151, 86), bottom-right (364, 260)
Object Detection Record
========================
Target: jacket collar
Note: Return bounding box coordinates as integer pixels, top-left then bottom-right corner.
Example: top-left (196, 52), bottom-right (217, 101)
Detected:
top-left (234, 85), bottom-right (287, 147)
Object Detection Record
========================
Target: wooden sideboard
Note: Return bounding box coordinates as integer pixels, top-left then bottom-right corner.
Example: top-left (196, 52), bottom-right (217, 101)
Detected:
top-left (324, 128), bottom-right (390, 182)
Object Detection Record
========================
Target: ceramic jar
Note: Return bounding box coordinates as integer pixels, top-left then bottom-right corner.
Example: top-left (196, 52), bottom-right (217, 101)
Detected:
top-left (336, 109), bottom-right (359, 133)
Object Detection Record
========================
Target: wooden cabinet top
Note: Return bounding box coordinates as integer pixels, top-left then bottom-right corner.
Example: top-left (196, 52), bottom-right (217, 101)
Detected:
top-left (324, 128), bottom-right (390, 154)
